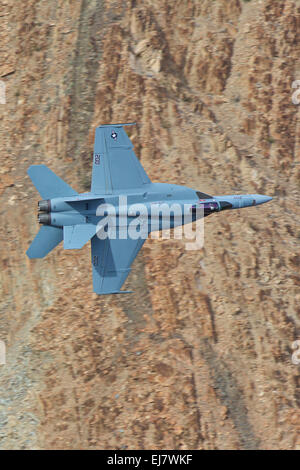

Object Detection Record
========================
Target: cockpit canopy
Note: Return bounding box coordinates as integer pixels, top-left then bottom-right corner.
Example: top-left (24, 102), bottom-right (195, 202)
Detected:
top-left (190, 201), bottom-right (219, 216)
top-left (193, 191), bottom-right (233, 216)
top-left (219, 200), bottom-right (233, 210)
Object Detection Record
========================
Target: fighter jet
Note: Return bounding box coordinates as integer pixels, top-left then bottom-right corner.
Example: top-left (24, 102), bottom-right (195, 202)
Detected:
top-left (26, 123), bottom-right (272, 294)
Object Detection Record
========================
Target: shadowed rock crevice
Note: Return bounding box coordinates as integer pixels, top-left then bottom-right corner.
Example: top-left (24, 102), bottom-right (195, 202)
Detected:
top-left (67, 0), bottom-right (105, 186)
top-left (200, 338), bottom-right (260, 450)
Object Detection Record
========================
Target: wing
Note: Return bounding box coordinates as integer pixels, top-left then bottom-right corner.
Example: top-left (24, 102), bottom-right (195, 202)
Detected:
top-left (91, 235), bottom-right (146, 294)
top-left (91, 123), bottom-right (151, 194)
top-left (64, 224), bottom-right (98, 249)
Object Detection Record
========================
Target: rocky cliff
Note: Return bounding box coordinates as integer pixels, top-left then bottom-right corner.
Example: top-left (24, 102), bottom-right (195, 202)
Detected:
top-left (0, 0), bottom-right (299, 449)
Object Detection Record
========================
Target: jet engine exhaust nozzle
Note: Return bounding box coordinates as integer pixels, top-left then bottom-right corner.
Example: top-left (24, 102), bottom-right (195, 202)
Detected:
top-left (38, 213), bottom-right (51, 225)
top-left (38, 200), bottom-right (50, 212)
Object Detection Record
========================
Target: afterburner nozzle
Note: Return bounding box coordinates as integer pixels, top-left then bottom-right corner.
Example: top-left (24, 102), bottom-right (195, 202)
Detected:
top-left (38, 213), bottom-right (51, 225)
top-left (38, 200), bottom-right (50, 212)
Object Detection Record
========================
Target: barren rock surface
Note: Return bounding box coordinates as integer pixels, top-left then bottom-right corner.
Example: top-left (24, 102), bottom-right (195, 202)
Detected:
top-left (0, 0), bottom-right (299, 449)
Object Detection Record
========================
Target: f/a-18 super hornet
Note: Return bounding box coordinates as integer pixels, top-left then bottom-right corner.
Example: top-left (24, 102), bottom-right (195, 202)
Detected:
top-left (26, 123), bottom-right (272, 294)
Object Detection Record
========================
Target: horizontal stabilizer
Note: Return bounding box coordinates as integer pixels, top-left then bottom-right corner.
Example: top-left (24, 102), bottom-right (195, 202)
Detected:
top-left (64, 224), bottom-right (98, 249)
top-left (61, 195), bottom-right (104, 203)
top-left (26, 225), bottom-right (63, 258)
top-left (28, 165), bottom-right (78, 199)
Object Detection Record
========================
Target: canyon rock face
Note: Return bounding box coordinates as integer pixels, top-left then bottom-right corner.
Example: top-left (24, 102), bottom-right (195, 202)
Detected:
top-left (0, 0), bottom-right (299, 449)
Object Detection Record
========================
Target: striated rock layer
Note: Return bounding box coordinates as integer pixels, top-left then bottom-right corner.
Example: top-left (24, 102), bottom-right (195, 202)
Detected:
top-left (0, 0), bottom-right (299, 449)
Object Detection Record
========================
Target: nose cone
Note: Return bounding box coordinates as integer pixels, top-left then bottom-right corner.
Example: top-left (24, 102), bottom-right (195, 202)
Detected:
top-left (255, 194), bottom-right (273, 205)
